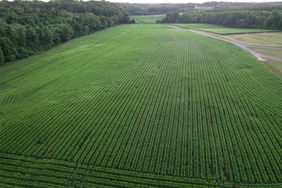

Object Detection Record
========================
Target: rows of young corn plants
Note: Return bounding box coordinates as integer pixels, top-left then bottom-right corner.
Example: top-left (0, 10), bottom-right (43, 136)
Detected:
top-left (0, 153), bottom-right (219, 187)
top-left (0, 24), bottom-right (281, 187)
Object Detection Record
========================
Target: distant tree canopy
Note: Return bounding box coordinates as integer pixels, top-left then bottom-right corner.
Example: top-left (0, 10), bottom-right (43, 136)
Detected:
top-left (0, 0), bottom-right (133, 64)
top-left (0, 48), bottom-right (4, 65)
top-left (159, 10), bottom-right (282, 30)
top-left (124, 2), bottom-right (282, 16)
top-left (123, 3), bottom-right (194, 15)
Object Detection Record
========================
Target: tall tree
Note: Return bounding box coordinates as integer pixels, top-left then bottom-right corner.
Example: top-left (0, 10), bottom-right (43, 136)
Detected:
top-left (0, 47), bottom-right (4, 65)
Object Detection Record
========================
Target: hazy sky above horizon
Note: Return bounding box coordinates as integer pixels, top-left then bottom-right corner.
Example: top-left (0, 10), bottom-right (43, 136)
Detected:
top-left (107, 0), bottom-right (281, 3)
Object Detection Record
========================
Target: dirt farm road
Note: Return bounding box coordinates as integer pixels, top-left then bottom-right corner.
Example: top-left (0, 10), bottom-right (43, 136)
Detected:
top-left (169, 25), bottom-right (282, 62)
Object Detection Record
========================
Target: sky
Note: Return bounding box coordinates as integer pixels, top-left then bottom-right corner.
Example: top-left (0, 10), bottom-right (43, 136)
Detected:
top-left (107, 0), bottom-right (282, 3)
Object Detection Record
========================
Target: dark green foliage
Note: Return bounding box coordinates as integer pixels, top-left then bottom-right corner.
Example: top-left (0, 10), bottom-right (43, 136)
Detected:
top-left (264, 11), bottom-right (282, 30)
top-left (160, 12), bottom-right (181, 23)
top-left (124, 3), bottom-right (194, 15)
top-left (124, 2), bottom-right (282, 16)
top-left (160, 10), bottom-right (282, 30)
top-left (0, 0), bottom-right (131, 64)
top-left (0, 37), bottom-right (17, 62)
top-left (0, 47), bottom-right (4, 65)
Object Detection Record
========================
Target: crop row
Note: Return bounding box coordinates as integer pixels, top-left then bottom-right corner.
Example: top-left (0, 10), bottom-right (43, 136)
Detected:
top-left (0, 153), bottom-right (217, 187)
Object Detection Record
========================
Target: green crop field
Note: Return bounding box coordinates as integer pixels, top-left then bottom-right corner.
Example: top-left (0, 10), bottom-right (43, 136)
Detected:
top-left (0, 24), bottom-right (281, 187)
top-left (131, 14), bottom-right (165, 23)
top-left (179, 24), bottom-right (273, 35)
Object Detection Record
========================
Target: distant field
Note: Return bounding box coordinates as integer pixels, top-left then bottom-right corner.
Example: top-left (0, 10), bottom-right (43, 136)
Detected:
top-left (229, 32), bottom-right (282, 45)
top-left (179, 24), bottom-right (273, 35)
top-left (264, 60), bottom-right (282, 77)
top-left (253, 47), bottom-right (282, 76)
top-left (227, 32), bottom-right (282, 76)
top-left (253, 47), bottom-right (282, 59)
top-left (131, 14), bottom-right (165, 23)
top-left (0, 24), bottom-right (281, 187)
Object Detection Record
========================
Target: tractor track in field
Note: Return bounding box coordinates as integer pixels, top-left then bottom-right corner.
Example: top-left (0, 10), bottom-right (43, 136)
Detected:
top-left (169, 25), bottom-right (282, 62)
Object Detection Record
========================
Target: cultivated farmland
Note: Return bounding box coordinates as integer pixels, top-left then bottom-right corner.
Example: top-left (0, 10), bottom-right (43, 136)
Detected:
top-left (0, 24), bottom-right (281, 187)
top-left (178, 23), bottom-right (273, 35)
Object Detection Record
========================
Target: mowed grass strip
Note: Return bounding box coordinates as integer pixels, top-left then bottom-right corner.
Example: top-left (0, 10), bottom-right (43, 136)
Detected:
top-left (0, 24), bottom-right (281, 187)
top-left (178, 23), bottom-right (274, 35)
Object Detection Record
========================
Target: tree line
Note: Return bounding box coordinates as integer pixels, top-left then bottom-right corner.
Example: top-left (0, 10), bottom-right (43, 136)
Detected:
top-left (123, 2), bottom-right (282, 16)
top-left (159, 10), bottom-right (282, 30)
top-left (124, 3), bottom-right (194, 15)
top-left (0, 0), bottom-right (133, 64)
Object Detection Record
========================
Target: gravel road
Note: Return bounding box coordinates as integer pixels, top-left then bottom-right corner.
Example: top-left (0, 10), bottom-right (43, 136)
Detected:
top-left (169, 25), bottom-right (282, 62)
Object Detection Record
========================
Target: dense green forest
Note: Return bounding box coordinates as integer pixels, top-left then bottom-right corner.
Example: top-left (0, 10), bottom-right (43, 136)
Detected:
top-left (124, 3), bottom-right (194, 15)
top-left (160, 10), bottom-right (282, 30)
top-left (0, 0), bottom-right (132, 64)
top-left (124, 2), bottom-right (282, 15)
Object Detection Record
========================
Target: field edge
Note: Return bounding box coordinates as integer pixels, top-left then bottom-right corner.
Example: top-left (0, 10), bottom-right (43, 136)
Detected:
top-left (0, 153), bottom-right (281, 188)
